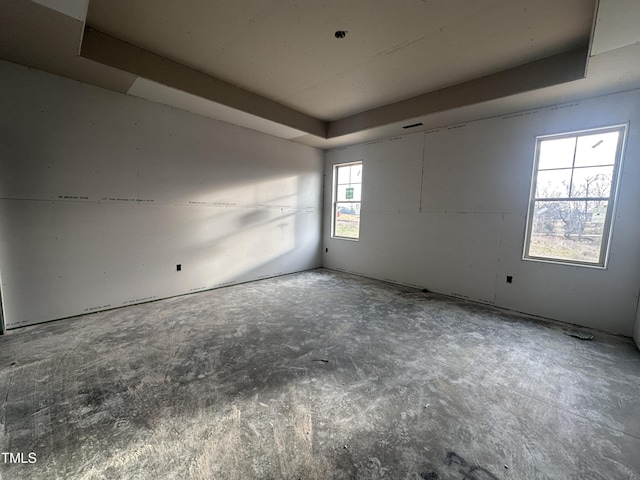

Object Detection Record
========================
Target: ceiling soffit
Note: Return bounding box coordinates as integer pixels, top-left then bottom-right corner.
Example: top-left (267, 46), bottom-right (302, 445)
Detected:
top-left (5, 0), bottom-right (622, 146)
top-left (80, 0), bottom-right (595, 142)
top-left (85, 0), bottom-right (594, 120)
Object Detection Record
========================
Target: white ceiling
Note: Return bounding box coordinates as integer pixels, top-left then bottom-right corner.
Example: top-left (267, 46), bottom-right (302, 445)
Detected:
top-left (1, 0), bottom-right (640, 148)
top-left (86, 0), bottom-right (593, 121)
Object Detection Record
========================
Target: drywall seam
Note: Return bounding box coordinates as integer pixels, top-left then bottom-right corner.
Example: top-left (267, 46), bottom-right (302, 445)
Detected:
top-left (418, 134), bottom-right (426, 212)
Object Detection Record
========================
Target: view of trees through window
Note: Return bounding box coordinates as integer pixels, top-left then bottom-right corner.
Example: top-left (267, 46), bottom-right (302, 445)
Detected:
top-left (333, 162), bottom-right (362, 239)
top-left (525, 126), bottom-right (625, 266)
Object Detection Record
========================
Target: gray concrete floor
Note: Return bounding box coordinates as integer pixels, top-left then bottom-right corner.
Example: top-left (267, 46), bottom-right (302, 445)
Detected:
top-left (1, 268), bottom-right (639, 480)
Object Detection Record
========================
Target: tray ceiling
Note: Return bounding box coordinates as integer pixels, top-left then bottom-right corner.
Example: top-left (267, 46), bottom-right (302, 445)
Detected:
top-left (2, 0), bottom-right (640, 148)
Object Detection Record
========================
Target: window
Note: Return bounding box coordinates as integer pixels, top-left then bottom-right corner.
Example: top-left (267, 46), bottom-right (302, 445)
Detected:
top-left (332, 161), bottom-right (362, 239)
top-left (524, 125), bottom-right (626, 267)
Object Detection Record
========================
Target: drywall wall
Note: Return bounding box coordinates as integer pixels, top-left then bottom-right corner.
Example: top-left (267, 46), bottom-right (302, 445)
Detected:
top-left (324, 89), bottom-right (640, 336)
top-left (0, 60), bottom-right (323, 329)
top-left (635, 293), bottom-right (640, 350)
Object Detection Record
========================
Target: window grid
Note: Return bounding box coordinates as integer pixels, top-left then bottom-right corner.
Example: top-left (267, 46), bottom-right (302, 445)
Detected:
top-left (523, 125), bottom-right (626, 267)
top-left (332, 161), bottom-right (362, 240)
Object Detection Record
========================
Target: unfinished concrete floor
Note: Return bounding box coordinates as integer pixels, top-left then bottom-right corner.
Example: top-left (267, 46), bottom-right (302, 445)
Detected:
top-left (1, 268), bottom-right (639, 479)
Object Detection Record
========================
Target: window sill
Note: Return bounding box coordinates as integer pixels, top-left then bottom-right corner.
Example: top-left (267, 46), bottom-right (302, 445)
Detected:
top-left (522, 256), bottom-right (607, 269)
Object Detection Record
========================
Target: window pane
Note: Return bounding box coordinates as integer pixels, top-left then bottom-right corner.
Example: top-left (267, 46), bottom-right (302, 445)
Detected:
top-left (335, 202), bottom-right (361, 238)
top-left (538, 137), bottom-right (576, 170)
top-left (574, 131), bottom-right (619, 167)
top-left (350, 164), bottom-right (363, 184)
top-left (569, 166), bottom-right (614, 198)
top-left (337, 165), bottom-right (351, 184)
top-left (337, 184), bottom-right (361, 202)
top-left (528, 200), bottom-right (608, 263)
top-left (535, 169), bottom-right (571, 198)
top-left (333, 161), bottom-right (363, 240)
top-left (526, 126), bottom-right (624, 267)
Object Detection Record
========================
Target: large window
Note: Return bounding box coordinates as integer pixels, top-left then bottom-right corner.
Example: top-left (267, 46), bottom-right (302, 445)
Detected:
top-left (332, 161), bottom-right (362, 240)
top-left (524, 125), bottom-right (626, 267)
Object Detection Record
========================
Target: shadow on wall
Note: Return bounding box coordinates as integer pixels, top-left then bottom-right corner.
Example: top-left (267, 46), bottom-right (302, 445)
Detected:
top-left (0, 172), bottom-right (322, 329)
top-left (179, 173), bottom-right (321, 288)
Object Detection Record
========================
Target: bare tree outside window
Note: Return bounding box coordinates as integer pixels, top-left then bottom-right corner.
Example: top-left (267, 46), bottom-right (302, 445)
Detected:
top-left (524, 126), bottom-right (626, 266)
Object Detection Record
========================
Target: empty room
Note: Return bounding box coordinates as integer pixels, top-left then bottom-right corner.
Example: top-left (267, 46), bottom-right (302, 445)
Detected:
top-left (1, 0), bottom-right (640, 479)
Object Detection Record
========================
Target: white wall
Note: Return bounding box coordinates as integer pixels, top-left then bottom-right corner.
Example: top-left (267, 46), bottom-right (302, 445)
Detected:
top-left (0, 60), bottom-right (323, 330)
top-left (324, 90), bottom-right (640, 336)
top-left (635, 293), bottom-right (640, 350)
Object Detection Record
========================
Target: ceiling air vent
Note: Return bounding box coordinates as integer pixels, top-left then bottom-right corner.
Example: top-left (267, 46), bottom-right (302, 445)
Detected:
top-left (402, 122), bottom-right (423, 129)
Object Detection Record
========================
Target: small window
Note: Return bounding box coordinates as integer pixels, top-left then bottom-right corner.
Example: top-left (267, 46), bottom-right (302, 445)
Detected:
top-left (523, 125), bottom-right (626, 267)
top-left (332, 161), bottom-right (362, 240)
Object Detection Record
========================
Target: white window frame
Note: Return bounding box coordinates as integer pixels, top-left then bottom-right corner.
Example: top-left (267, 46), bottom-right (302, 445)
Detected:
top-left (332, 161), bottom-right (363, 240)
top-left (523, 124), bottom-right (627, 268)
